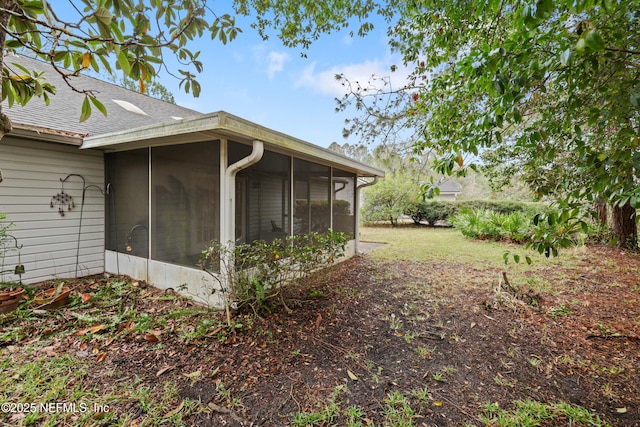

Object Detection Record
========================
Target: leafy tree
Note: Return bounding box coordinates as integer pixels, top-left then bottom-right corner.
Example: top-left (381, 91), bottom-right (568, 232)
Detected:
top-left (327, 141), bottom-right (373, 164)
top-left (339, 0), bottom-right (640, 249)
top-left (361, 170), bottom-right (417, 226)
top-left (0, 0), bottom-right (395, 135)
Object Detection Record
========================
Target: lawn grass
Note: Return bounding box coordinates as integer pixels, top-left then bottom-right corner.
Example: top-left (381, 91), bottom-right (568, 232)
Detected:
top-left (1, 226), bottom-right (626, 426)
top-left (360, 224), bottom-right (584, 270)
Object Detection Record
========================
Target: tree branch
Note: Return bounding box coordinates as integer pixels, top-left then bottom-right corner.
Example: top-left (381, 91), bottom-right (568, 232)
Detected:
top-left (605, 46), bottom-right (640, 56)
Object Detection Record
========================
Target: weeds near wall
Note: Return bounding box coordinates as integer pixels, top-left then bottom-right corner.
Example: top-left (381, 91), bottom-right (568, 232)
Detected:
top-left (0, 213), bottom-right (16, 279)
top-left (198, 230), bottom-right (348, 325)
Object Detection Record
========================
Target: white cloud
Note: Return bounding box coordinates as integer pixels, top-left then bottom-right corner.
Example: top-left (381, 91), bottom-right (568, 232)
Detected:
top-left (267, 51), bottom-right (289, 79)
top-left (294, 56), bottom-right (411, 98)
top-left (231, 51), bottom-right (245, 63)
top-left (250, 45), bottom-right (290, 79)
top-left (341, 34), bottom-right (354, 46)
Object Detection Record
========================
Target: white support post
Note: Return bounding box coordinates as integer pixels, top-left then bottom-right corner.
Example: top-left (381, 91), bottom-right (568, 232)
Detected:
top-left (355, 176), bottom-right (378, 254)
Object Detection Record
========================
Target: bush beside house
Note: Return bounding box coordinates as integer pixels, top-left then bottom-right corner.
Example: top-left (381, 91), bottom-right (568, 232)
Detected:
top-left (363, 198), bottom-right (551, 227)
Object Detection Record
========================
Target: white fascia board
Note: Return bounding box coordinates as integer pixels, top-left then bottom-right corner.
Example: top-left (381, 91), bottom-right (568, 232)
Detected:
top-left (81, 111), bottom-right (385, 178)
top-left (8, 123), bottom-right (85, 146)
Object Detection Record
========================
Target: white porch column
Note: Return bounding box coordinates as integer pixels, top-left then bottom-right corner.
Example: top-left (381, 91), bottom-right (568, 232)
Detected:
top-left (355, 176), bottom-right (378, 254)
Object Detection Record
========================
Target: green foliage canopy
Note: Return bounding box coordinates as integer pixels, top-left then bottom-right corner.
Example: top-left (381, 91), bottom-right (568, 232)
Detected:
top-left (394, 0), bottom-right (640, 196)
top-left (361, 171), bottom-right (417, 226)
top-left (340, 0), bottom-right (640, 248)
top-left (0, 0), bottom-right (394, 126)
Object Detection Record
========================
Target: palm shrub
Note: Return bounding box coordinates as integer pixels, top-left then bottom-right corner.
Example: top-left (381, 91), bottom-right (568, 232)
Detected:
top-left (451, 206), bottom-right (593, 253)
top-left (502, 210), bottom-right (531, 243)
top-left (480, 210), bottom-right (505, 240)
top-left (450, 208), bottom-right (484, 239)
top-left (451, 209), bottom-right (533, 243)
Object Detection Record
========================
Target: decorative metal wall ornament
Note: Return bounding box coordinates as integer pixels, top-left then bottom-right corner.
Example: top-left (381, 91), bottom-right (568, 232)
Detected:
top-left (53, 174), bottom-right (108, 278)
top-left (3, 234), bottom-right (25, 284)
top-left (50, 190), bottom-right (75, 216)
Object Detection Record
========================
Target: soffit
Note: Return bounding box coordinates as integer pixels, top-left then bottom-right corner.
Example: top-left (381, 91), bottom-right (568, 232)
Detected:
top-left (82, 111), bottom-right (385, 177)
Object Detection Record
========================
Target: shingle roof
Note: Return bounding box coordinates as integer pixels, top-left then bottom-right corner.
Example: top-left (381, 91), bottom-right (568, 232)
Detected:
top-left (436, 180), bottom-right (461, 193)
top-left (2, 53), bottom-right (202, 137)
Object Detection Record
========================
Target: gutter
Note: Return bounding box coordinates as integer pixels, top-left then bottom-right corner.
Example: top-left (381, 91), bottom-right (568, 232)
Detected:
top-left (8, 123), bottom-right (85, 146)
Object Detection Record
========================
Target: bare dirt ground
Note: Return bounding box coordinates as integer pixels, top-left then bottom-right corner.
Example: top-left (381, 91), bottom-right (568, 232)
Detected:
top-left (1, 241), bottom-right (639, 426)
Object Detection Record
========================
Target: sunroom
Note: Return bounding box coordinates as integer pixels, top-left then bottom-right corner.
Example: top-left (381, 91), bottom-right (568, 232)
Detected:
top-left (84, 111), bottom-right (383, 305)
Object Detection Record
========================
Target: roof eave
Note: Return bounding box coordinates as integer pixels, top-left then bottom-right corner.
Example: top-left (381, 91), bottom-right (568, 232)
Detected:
top-left (82, 111), bottom-right (385, 177)
top-left (8, 123), bottom-right (85, 146)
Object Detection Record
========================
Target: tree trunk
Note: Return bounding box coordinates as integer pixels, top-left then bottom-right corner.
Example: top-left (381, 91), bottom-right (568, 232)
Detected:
top-left (593, 199), bottom-right (608, 228)
top-left (611, 200), bottom-right (637, 249)
top-left (0, 1), bottom-right (17, 137)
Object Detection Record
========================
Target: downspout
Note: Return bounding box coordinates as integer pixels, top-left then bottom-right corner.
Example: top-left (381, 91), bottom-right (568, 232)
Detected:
top-left (355, 176), bottom-right (379, 254)
top-left (222, 140), bottom-right (264, 246)
top-left (217, 139), bottom-right (263, 314)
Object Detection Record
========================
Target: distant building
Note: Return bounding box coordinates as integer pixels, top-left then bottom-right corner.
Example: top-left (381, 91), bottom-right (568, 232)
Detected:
top-left (435, 180), bottom-right (461, 200)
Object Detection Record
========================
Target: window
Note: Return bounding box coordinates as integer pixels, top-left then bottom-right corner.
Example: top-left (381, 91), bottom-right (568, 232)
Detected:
top-left (151, 142), bottom-right (220, 265)
top-left (234, 144), bottom-right (290, 243)
top-left (105, 149), bottom-right (149, 257)
top-left (293, 159), bottom-right (330, 234)
top-left (333, 169), bottom-right (356, 238)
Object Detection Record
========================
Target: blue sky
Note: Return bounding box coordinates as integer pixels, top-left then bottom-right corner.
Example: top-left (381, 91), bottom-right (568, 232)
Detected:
top-left (159, 13), bottom-right (407, 149)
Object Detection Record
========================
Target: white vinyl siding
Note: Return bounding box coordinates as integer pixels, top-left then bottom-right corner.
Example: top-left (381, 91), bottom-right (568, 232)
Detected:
top-left (0, 136), bottom-right (105, 283)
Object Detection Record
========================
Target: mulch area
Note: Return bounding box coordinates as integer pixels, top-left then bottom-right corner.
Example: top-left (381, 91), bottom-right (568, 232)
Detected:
top-left (2, 243), bottom-right (640, 426)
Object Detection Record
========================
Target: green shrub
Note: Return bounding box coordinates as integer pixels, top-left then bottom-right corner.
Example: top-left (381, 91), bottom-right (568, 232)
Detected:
top-left (451, 208), bottom-right (503, 240)
top-left (361, 174), bottom-right (416, 226)
top-left (401, 200), bottom-right (550, 227)
top-left (199, 230), bottom-right (348, 323)
top-left (0, 213), bottom-right (16, 276)
top-left (405, 201), bottom-right (456, 225)
top-left (451, 205), bottom-right (598, 252)
top-left (528, 211), bottom-right (589, 257)
top-left (450, 208), bottom-right (485, 238)
top-left (501, 210), bottom-right (531, 243)
top-left (482, 210), bottom-right (506, 240)
top-left (451, 209), bottom-right (535, 243)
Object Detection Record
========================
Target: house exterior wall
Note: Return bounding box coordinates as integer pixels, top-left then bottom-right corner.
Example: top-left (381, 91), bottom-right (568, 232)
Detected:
top-left (0, 136), bottom-right (105, 283)
top-left (104, 251), bottom-right (222, 306)
top-left (246, 173), bottom-right (288, 242)
top-left (435, 192), bottom-right (458, 201)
